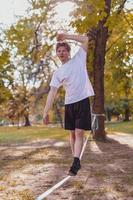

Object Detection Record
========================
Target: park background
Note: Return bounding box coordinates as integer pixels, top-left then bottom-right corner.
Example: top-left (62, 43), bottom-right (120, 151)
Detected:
top-left (0, 0), bottom-right (133, 200)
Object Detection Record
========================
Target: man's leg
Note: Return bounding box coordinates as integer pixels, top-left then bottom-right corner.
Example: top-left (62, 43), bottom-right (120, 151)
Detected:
top-left (69, 130), bottom-right (75, 156)
top-left (68, 129), bottom-right (84, 176)
top-left (74, 128), bottom-right (84, 158)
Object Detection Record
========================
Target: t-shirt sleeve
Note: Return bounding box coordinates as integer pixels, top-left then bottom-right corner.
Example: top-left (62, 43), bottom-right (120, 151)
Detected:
top-left (50, 70), bottom-right (62, 89)
top-left (74, 47), bottom-right (87, 67)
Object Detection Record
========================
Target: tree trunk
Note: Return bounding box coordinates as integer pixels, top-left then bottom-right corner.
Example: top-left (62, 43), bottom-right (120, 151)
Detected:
top-left (24, 115), bottom-right (31, 126)
top-left (124, 106), bottom-right (130, 121)
top-left (17, 114), bottom-right (20, 129)
top-left (106, 108), bottom-right (112, 121)
top-left (92, 0), bottom-right (111, 140)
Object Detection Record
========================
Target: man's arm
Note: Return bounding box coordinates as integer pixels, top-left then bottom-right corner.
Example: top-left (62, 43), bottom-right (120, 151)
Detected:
top-left (43, 86), bottom-right (58, 124)
top-left (57, 33), bottom-right (89, 52)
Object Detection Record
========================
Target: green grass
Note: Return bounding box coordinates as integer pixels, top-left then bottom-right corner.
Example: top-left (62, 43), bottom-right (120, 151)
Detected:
top-left (0, 120), bottom-right (132, 144)
top-left (0, 126), bottom-right (68, 144)
top-left (106, 120), bottom-right (133, 134)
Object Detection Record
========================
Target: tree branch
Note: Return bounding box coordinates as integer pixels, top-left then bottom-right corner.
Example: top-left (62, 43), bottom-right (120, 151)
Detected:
top-left (124, 15), bottom-right (133, 30)
top-left (106, 0), bottom-right (129, 53)
top-left (117, 0), bottom-right (127, 14)
top-left (106, 32), bottom-right (125, 53)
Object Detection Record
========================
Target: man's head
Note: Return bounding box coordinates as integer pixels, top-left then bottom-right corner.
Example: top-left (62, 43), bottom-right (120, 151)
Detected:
top-left (56, 42), bottom-right (71, 64)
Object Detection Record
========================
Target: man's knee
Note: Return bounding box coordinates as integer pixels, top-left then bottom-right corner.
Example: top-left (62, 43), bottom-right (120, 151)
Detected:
top-left (70, 130), bottom-right (75, 139)
top-left (70, 130), bottom-right (75, 134)
top-left (75, 129), bottom-right (84, 137)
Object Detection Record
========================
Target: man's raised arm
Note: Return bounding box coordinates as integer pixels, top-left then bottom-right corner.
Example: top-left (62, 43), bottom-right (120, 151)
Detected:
top-left (57, 33), bottom-right (89, 52)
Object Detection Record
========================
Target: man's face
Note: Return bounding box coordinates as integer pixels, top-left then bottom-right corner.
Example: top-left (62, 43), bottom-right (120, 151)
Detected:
top-left (56, 46), bottom-right (70, 64)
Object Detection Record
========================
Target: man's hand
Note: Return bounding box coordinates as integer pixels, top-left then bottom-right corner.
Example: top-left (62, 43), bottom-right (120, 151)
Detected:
top-left (43, 113), bottom-right (49, 125)
top-left (56, 33), bottom-right (66, 41)
top-left (56, 33), bottom-right (89, 52)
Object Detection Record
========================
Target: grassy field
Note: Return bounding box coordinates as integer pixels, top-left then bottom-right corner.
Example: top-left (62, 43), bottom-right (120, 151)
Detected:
top-left (0, 126), bottom-right (68, 144)
top-left (106, 120), bottom-right (133, 134)
top-left (0, 120), bottom-right (132, 144)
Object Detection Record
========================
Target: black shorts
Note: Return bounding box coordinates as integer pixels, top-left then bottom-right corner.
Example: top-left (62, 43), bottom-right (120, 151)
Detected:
top-left (64, 97), bottom-right (91, 131)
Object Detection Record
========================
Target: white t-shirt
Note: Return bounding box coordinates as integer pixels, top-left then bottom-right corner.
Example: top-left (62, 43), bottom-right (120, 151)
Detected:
top-left (50, 47), bottom-right (94, 105)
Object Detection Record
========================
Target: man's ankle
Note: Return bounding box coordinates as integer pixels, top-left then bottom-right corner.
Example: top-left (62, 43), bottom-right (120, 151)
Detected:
top-left (74, 157), bottom-right (80, 161)
top-left (72, 157), bottom-right (81, 167)
top-left (69, 157), bottom-right (81, 176)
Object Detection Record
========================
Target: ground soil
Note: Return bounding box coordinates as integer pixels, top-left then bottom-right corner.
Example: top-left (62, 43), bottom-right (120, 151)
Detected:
top-left (0, 132), bottom-right (133, 200)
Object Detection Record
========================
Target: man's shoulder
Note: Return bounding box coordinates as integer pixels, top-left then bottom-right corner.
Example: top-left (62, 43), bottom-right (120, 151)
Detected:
top-left (72, 47), bottom-right (86, 59)
top-left (52, 67), bottom-right (63, 77)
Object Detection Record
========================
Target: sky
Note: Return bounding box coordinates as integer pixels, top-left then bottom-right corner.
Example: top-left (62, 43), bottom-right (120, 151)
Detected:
top-left (0, 0), bottom-right (132, 28)
top-left (0, 0), bottom-right (76, 28)
top-left (0, 0), bottom-right (29, 26)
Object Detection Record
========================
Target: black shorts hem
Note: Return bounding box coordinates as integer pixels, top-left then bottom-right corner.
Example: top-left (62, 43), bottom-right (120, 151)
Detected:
top-left (64, 127), bottom-right (92, 131)
top-left (65, 128), bottom-right (75, 131)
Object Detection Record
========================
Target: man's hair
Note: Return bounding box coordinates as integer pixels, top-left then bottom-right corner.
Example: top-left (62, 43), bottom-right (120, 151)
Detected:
top-left (56, 42), bottom-right (71, 52)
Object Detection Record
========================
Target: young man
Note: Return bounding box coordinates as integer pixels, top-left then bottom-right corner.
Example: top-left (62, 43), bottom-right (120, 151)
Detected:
top-left (43, 33), bottom-right (94, 176)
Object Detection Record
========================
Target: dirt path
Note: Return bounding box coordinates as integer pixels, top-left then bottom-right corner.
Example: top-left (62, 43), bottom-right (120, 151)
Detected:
top-left (0, 132), bottom-right (133, 200)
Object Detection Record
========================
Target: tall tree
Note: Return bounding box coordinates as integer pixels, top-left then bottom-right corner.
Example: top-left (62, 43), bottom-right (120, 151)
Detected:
top-left (5, 0), bottom-right (57, 125)
top-left (105, 9), bottom-right (133, 121)
top-left (92, 0), bottom-right (111, 140)
top-left (6, 84), bottom-right (31, 126)
top-left (0, 31), bottom-right (13, 104)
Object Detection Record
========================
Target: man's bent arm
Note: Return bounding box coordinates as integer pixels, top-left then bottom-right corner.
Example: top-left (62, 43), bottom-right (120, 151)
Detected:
top-left (57, 33), bottom-right (89, 52)
top-left (43, 87), bottom-right (58, 121)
